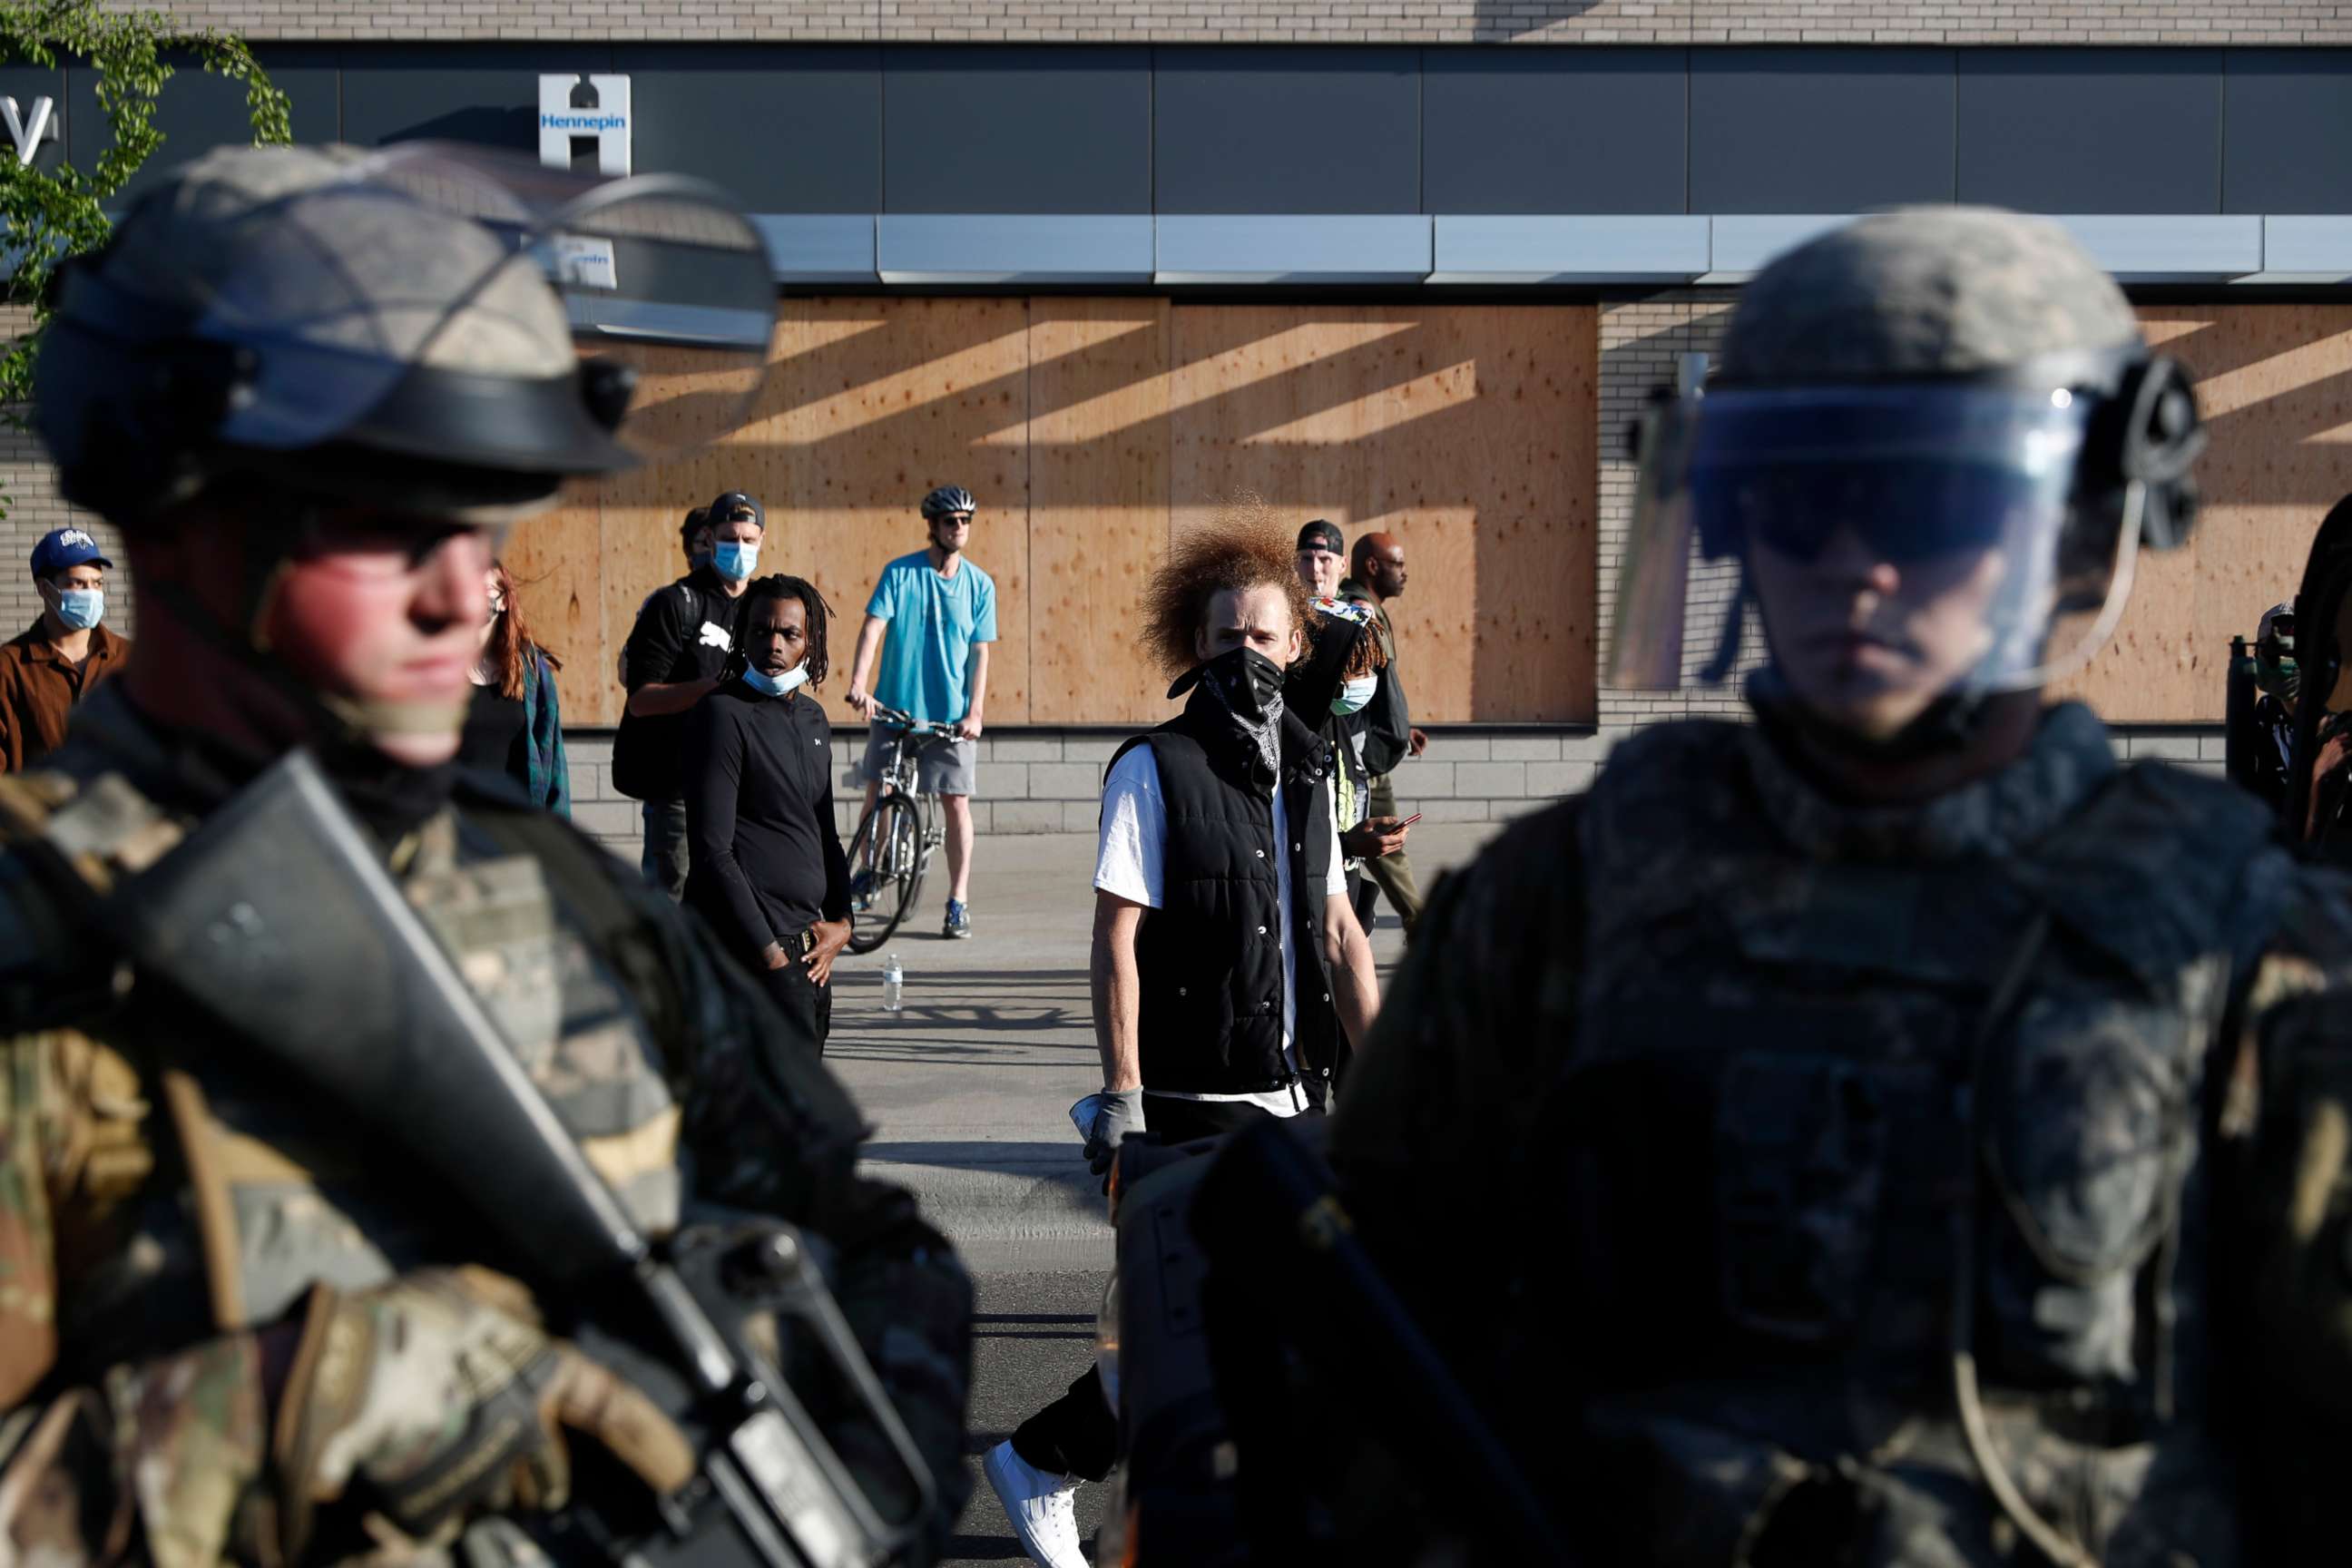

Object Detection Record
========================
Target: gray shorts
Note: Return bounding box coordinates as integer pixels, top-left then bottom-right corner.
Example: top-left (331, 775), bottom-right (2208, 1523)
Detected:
top-left (859, 722), bottom-right (977, 797)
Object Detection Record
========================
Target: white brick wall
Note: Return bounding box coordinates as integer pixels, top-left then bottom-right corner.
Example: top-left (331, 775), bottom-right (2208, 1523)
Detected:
top-left (2, 311), bottom-right (133, 645)
top-left (563, 717), bottom-right (2231, 857)
top-left (132, 0), bottom-right (2352, 44)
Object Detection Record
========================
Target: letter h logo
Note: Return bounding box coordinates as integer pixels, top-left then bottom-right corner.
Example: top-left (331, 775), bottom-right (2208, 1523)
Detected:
top-left (538, 74), bottom-right (632, 178)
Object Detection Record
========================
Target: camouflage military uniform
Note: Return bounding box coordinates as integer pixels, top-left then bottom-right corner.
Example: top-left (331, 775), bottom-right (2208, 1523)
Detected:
top-left (0, 689), bottom-right (973, 1565)
top-left (1331, 701), bottom-right (2352, 1564)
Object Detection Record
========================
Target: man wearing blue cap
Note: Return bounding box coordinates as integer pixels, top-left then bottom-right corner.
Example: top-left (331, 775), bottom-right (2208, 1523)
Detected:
top-left (0, 526), bottom-right (130, 770)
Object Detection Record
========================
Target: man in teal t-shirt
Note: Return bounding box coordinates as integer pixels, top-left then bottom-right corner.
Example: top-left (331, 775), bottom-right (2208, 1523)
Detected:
top-left (846, 485), bottom-right (998, 938)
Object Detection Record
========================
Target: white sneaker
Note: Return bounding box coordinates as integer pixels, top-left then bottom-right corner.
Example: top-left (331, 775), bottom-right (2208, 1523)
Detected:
top-left (985, 1438), bottom-right (1088, 1568)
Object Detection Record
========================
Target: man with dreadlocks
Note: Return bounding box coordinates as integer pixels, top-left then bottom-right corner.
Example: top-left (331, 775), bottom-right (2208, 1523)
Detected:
top-left (685, 573), bottom-right (852, 1055)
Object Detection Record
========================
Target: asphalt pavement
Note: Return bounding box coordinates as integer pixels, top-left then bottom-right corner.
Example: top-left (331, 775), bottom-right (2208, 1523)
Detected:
top-left (821, 821), bottom-right (1504, 1565)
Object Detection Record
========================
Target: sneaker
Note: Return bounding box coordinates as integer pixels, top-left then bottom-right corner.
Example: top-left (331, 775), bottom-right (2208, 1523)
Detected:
top-left (944, 899), bottom-right (973, 939)
top-left (984, 1440), bottom-right (1085, 1568)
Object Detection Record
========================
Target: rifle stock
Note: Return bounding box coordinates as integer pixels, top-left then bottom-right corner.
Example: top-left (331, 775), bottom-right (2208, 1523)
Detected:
top-left (87, 751), bottom-right (932, 1567)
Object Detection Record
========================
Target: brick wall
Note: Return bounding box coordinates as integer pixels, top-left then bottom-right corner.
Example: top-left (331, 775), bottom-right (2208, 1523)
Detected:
top-left (1596, 292), bottom-right (1747, 746)
top-left (132, 0), bottom-right (2352, 44)
top-left (560, 720), bottom-right (2221, 859)
top-left (1, 309), bottom-right (131, 645)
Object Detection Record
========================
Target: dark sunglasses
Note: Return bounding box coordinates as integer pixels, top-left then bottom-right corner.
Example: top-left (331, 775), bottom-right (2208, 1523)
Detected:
top-left (1696, 462), bottom-right (2036, 565)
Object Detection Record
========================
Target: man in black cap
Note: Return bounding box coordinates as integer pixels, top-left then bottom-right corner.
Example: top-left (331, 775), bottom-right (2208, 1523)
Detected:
top-left (612, 489), bottom-right (766, 898)
top-left (1294, 518), bottom-right (1346, 599)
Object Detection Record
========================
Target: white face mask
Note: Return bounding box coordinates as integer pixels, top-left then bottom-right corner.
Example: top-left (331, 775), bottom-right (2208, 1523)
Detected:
top-left (1331, 674), bottom-right (1378, 716)
top-left (742, 660), bottom-right (809, 698)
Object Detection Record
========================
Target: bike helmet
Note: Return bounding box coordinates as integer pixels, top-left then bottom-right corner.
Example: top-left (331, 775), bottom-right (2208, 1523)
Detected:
top-left (920, 485), bottom-right (976, 520)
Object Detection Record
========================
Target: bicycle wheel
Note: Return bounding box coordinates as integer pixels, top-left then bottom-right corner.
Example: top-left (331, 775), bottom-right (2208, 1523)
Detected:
top-left (847, 793), bottom-right (922, 955)
top-left (897, 803), bottom-right (930, 926)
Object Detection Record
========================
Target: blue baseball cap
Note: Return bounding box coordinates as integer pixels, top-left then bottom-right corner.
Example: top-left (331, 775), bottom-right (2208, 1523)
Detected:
top-left (30, 526), bottom-right (111, 580)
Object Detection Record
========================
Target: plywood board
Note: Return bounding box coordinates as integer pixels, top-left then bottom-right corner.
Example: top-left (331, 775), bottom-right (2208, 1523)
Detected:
top-left (1168, 305), bottom-right (1597, 722)
top-left (2063, 305), bottom-right (2352, 722)
top-left (555, 298), bottom-right (1598, 727)
top-left (1027, 299), bottom-right (1172, 725)
top-left (750, 297), bottom-right (1033, 724)
top-left (500, 491), bottom-right (610, 721)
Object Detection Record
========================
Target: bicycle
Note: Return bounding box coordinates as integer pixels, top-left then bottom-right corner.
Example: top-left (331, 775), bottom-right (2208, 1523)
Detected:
top-left (844, 703), bottom-right (962, 954)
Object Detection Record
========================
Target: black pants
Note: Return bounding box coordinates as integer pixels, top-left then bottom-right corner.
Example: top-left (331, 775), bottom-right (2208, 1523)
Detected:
top-left (641, 797), bottom-right (690, 902)
top-left (1010, 1095), bottom-right (1319, 1483)
top-left (760, 948), bottom-right (833, 1058)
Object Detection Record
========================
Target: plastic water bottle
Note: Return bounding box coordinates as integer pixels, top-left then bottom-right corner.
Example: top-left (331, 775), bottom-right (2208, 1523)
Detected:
top-left (882, 952), bottom-right (904, 1014)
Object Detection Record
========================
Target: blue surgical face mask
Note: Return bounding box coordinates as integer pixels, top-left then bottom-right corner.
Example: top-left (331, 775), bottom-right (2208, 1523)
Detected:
top-left (742, 662), bottom-right (809, 698)
top-left (52, 587), bottom-right (103, 631)
top-left (1331, 673), bottom-right (1377, 716)
top-left (713, 540), bottom-right (759, 581)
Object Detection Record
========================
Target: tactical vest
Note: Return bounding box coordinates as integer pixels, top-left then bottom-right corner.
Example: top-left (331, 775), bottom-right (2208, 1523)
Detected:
top-left (1555, 718), bottom-right (2280, 1567)
top-left (1115, 696), bottom-right (1338, 1096)
top-left (0, 757), bottom-right (691, 1376)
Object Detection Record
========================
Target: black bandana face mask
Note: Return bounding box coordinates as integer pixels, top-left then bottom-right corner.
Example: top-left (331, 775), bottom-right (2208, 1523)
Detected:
top-left (1200, 645), bottom-right (1287, 779)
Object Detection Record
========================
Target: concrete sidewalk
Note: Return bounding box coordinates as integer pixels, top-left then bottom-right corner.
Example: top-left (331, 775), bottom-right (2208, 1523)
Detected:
top-left (824, 821), bottom-right (1506, 1272)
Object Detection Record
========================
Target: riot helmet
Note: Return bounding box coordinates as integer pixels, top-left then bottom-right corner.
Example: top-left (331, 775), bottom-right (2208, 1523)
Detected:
top-left (1611, 208), bottom-right (2207, 745)
top-left (31, 142), bottom-right (776, 754)
top-left (35, 142), bottom-right (775, 524)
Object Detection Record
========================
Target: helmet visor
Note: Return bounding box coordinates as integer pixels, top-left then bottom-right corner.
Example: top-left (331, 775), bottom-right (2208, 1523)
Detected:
top-left (148, 142), bottom-right (773, 475)
top-left (1607, 379), bottom-right (2130, 706)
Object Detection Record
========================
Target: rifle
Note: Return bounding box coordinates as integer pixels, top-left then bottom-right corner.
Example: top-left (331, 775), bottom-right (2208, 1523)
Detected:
top-left (32, 751), bottom-right (936, 1567)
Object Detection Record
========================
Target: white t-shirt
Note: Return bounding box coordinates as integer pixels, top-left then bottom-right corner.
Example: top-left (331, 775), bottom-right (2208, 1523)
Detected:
top-left (1095, 741), bottom-right (1348, 1117)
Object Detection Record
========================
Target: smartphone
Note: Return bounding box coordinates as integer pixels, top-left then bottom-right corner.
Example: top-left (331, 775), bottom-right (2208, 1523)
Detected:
top-left (1396, 812), bottom-right (1423, 829)
top-left (1070, 1093), bottom-right (1105, 1144)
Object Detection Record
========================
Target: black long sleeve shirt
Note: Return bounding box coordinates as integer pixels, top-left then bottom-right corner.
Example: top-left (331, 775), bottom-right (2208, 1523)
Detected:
top-left (612, 568), bottom-right (739, 802)
top-left (683, 680), bottom-right (849, 962)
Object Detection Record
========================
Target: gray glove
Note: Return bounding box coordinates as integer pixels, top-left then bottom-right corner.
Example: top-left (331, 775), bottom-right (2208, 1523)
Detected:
top-left (1080, 1090), bottom-right (1144, 1179)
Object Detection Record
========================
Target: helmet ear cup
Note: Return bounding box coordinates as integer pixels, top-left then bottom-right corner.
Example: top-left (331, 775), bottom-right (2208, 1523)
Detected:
top-left (42, 328), bottom-right (246, 521)
top-left (35, 255), bottom-right (252, 524)
top-left (2084, 355), bottom-right (2206, 553)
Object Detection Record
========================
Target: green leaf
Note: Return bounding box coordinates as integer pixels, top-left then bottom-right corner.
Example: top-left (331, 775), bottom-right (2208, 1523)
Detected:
top-left (0, 0), bottom-right (290, 518)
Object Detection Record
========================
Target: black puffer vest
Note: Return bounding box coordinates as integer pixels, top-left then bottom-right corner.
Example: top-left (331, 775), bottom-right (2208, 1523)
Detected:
top-left (1112, 683), bottom-right (1338, 1096)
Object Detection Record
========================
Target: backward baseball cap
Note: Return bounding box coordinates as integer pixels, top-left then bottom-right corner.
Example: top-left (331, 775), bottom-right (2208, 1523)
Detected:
top-left (36, 142), bottom-right (777, 518)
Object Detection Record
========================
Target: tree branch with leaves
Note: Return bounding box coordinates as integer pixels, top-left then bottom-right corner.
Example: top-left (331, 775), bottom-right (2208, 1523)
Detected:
top-left (1, 0), bottom-right (289, 514)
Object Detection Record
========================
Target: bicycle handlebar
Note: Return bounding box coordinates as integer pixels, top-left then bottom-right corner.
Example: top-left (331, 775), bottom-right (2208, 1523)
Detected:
top-left (867, 703), bottom-right (963, 740)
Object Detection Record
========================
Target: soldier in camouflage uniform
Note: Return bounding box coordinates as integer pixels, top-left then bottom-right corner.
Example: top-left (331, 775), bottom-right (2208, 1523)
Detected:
top-left (1328, 210), bottom-right (2352, 1564)
top-left (0, 145), bottom-right (971, 1565)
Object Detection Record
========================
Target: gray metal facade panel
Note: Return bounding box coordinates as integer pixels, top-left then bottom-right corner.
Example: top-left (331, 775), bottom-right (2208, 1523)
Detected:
top-left (1152, 45), bottom-right (1419, 215)
top-left (1956, 48), bottom-right (2223, 214)
top-left (1421, 46), bottom-right (1686, 214)
top-left (2223, 51), bottom-right (2352, 214)
top-left (0, 63), bottom-right (68, 176)
top-left (615, 44), bottom-right (879, 212)
top-left (1429, 214), bottom-right (1708, 280)
top-left (64, 47), bottom-right (340, 200)
top-left (341, 44), bottom-right (607, 152)
top-left (882, 45), bottom-right (1149, 213)
top-left (1689, 49), bottom-right (1956, 214)
top-left (1153, 213), bottom-right (1431, 281)
top-left (753, 214), bottom-right (877, 281)
top-left (877, 214), bottom-right (1152, 280)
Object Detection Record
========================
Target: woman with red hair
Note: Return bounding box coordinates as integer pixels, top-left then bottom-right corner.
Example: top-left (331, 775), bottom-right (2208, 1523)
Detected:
top-left (463, 560), bottom-right (572, 815)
